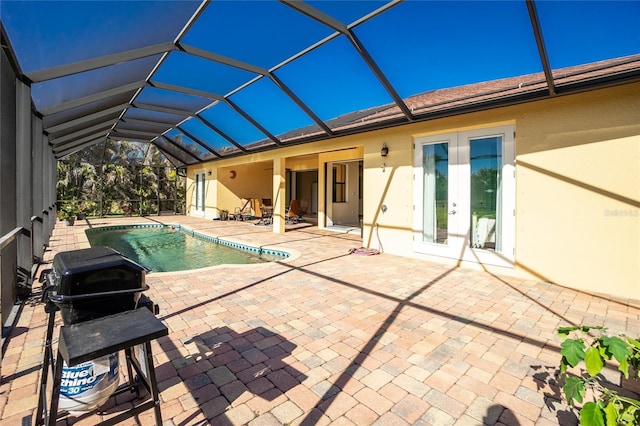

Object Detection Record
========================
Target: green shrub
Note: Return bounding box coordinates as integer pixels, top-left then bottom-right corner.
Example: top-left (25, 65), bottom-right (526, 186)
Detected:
top-left (557, 326), bottom-right (640, 425)
top-left (58, 201), bottom-right (80, 220)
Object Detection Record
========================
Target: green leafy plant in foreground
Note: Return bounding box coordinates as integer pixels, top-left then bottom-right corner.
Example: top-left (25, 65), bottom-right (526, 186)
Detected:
top-left (558, 326), bottom-right (640, 425)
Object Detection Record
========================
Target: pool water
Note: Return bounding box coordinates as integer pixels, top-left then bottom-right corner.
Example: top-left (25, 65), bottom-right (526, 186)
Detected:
top-left (86, 226), bottom-right (285, 272)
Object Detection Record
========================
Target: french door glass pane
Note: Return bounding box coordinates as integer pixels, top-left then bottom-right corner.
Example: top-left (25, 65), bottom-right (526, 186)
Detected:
top-left (200, 174), bottom-right (205, 211)
top-left (195, 172), bottom-right (205, 211)
top-left (470, 136), bottom-right (502, 251)
top-left (422, 143), bottom-right (448, 244)
top-left (195, 174), bottom-right (200, 209)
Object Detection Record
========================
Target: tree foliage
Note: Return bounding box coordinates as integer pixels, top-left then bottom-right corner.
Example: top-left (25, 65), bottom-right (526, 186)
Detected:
top-left (57, 141), bottom-right (186, 217)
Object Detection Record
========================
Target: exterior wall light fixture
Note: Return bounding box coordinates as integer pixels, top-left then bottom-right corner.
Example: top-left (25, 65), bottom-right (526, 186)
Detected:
top-left (381, 143), bottom-right (389, 157)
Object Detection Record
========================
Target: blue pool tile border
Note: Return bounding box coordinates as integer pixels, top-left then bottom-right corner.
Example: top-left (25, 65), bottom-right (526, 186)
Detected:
top-left (86, 224), bottom-right (290, 259)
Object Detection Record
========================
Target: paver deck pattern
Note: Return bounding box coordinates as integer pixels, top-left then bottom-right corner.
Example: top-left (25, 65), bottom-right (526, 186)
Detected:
top-left (2, 216), bottom-right (639, 425)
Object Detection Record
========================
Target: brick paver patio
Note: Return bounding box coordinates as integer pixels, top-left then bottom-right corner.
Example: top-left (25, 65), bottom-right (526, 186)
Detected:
top-left (2, 216), bottom-right (639, 425)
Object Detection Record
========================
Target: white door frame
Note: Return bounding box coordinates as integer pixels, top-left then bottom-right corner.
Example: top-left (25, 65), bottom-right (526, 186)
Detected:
top-left (326, 160), bottom-right (361, 227)
top-left (413, 125), bottom-right (515, 267)
top-left (194, 170), bottom-right (206, 216)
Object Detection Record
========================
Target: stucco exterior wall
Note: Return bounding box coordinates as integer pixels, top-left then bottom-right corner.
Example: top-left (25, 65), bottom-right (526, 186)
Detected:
top-left (364, 83), bottom-right (639, 302)
top-left (369, 83), bottom-right (639, 302)
top-left (514, 87), bottom-right (639, 302)
top-left (187, 82), bottom-right (640, 302)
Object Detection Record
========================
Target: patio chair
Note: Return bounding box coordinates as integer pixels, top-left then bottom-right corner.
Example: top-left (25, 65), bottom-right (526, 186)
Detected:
top-left (471, 215), bottom-right (496, 248)
top-left (233, 198), bottom-right (252, 221)
top-left (285, 199), bottom-right (301, 224)
top-left (255, 198), bottom-right (273, 226)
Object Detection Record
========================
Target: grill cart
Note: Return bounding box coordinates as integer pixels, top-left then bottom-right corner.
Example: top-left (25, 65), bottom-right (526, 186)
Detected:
top-left (35, 247), bottom-right (166, 426)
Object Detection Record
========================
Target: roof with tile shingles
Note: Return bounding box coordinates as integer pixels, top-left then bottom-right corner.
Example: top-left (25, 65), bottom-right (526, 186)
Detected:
top-left (267, 54), bottom-right (640, 145)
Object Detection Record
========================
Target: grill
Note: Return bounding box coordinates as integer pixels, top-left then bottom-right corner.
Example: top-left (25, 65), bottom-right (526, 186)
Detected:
top-left (36, 247), bottom-right (165, 422)
top-left (43, 246), bottom-right (149, 325)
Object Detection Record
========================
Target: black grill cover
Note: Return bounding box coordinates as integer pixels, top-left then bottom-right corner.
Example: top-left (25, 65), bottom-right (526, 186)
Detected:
top-left (48, 247), bottom-right (147, 324)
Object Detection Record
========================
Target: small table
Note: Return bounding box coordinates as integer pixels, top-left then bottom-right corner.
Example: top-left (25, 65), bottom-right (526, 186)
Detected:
top-left (36, 308), bottom-right (168, 426)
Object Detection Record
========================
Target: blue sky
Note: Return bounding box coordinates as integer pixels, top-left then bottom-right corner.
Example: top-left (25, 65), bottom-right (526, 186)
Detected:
top-left (2, 0), bottom-right (638, 154)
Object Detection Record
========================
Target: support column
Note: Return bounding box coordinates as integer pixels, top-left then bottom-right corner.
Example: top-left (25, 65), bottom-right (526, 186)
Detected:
top-left (318, 160), bottom-right (326, 229)
top-left (32, 118), bottom-right (44, 260)
top-left (45, 136), bottom-right (56, 236)
top-left (272, 157), bottom-right (285, 234)
top-left (209, 167), bottom-right (218, 220)
top-left (16, 80), bottom-right (32, 284)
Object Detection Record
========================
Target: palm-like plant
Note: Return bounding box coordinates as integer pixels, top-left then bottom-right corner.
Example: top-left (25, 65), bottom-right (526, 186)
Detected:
top-left (57, 139), bottom-right (185, 217)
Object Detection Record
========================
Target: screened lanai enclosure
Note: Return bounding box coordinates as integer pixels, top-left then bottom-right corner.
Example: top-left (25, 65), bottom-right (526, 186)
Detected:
top-left (57, 141), bottom-right (186, 218)
top-left (1, 0), bottom-right (639, 332)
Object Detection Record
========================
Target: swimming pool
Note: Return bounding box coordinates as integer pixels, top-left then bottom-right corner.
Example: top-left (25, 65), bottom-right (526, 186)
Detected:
top-left (85, 225), bottom-right (288, 272)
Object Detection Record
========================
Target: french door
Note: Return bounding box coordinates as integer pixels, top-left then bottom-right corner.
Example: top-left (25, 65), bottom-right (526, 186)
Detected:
top-left (194, 171), bottom-right (206, 215)
top-left (413, 125), bottom-right (515, 267)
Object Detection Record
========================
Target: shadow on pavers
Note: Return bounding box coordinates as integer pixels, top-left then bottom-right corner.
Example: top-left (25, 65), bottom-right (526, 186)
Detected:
top-left (155, 325), bottom-right (307, 425)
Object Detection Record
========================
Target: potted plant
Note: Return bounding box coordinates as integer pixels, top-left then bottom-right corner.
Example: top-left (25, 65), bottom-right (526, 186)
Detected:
top-left (557, 325), bottom-right (640, 425)
top-left (59, 201), bottom-right (80, 225)
top-left (77, 200), bottom-right (97, 219)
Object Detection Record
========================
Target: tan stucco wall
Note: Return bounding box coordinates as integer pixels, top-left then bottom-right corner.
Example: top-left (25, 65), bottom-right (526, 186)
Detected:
top-left (185, 144), bottom-right (365, 220)
top-left (188, 82), bottom-right (640, 302)
top-left (514, 87), bottom-right (640, 302)
top-left (185, 162), bottom-right (273, 218)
